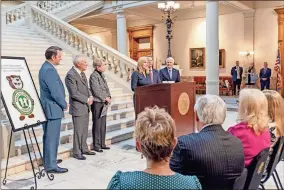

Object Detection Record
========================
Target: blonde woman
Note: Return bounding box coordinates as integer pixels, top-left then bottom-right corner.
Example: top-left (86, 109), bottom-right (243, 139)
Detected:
top-left (228, 88), bottom-right (271, 167)
top-left (245, 62), bottom-right (258, 88)
top-left (131, 56), bottom-right (151, 107)
top-left (107, 106), bottom-right (201, 189)
top-left (263, 90), bottom-right (284, 144)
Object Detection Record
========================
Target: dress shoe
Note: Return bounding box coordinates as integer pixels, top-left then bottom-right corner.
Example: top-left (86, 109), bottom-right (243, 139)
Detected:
top-left (82, 151), bottom-right (96, 155)
top-left (102, 146), bottom-right (110, 150)
top-left (47, 167), bottom-right (68, 174)
top-left (73, 154), bottom-right (86, 160)
top-left (40, 159), bottom-right (62, 166)
top-left (94, 148), bottom-right (103, 153)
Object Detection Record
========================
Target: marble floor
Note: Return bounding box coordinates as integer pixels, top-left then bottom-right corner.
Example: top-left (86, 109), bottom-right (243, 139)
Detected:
top-left (1, 111), bottom-right (283, 189)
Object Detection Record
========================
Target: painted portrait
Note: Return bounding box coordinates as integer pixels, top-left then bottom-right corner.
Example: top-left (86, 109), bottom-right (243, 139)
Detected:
top-left (190, 48), bottom-right (205, 69)
top-left (219, 49), bottom-right (225, 68)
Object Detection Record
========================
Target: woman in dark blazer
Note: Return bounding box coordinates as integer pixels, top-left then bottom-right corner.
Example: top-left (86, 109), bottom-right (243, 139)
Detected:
top-left (89, 58), bottom-right (111, 153)
top-left (131, 56), bottom-right (151, 107)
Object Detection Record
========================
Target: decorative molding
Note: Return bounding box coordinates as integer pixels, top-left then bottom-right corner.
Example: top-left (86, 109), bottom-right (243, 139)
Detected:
top-left (243, 9), bottom-right (255, 18)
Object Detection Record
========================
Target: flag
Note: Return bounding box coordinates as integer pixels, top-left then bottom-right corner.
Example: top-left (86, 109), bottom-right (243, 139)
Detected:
top-left (274, 48), bottom-right (282, 90)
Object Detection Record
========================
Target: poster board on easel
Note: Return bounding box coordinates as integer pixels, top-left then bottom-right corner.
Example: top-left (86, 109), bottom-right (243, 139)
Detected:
top-left (1, 56), bottom-right (47, 132)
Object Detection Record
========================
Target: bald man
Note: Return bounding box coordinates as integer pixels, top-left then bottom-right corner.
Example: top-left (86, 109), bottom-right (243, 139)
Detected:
top-left (159, 57), bottom-right (181, 83)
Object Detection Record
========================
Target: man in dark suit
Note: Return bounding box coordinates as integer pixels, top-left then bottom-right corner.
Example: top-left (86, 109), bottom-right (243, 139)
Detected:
top-left (159, 57), bottom-right (180, 83)
top-left (65, 55), bottom-right (96, 160)
top-left (259, 62), bottom-right (272, 91)
top-left (170, 95), bottom-right (244, 189)
top-left (39, 46), bottom-right (68, 174)
top-left (231, 61), bottom-right (243, 96)
top-left (147, 56), bottom-right (161, 84)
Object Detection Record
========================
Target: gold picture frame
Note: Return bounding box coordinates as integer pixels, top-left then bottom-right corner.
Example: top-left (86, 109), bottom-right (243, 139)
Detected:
top-left (189, 48), bottom-right (205, 69)
top-left (219, 49), bottom-right (225, 68)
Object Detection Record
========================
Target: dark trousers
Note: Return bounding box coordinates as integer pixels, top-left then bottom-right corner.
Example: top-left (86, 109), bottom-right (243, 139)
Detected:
top-left (260, 80), bottom-right (270, 91)
top-left (42, 119), bottom-right (61, 171)
top-left (72, 114), bottom-right (89, 156)
top-left (233, 79), bottom-right (241, 95)
top-left (91, 102), bottom-right (107, 149)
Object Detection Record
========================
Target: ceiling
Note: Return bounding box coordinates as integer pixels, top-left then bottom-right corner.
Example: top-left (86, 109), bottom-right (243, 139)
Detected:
top-left (71, 1), bottom-right (283, 34)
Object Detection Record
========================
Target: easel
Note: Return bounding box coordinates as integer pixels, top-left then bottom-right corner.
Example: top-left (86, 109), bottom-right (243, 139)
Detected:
top-left (2, 122), bottom-right (54, 189)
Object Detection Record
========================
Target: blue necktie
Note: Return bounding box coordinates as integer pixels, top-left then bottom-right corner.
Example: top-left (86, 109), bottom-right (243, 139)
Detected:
top-left (168, 69), bottom-right (172, 80)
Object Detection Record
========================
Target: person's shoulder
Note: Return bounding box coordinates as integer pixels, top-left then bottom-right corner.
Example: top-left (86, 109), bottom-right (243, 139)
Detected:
top-left (228, 122), bottom-right (248, 131)
top-left (153, 69), bottom-right (159, 73)
top-left (172, 68), bottom-right (179, 72)
top-left (177, 133), bottom-right (200, 148)
top-left (174, 173), bottom-right (202, 189)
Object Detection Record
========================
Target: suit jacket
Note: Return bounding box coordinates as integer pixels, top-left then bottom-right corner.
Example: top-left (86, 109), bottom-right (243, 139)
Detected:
top-left (131, 71), bottom-right (151, 92)
top-left (259, 68), bottom-right (271, 82)
top-left (231, 66), bottom-right (243, 82)
top-left (170, 125), bottom-right (245, 190)
top-left (39, 61), bottom-right (67, 120)
top-left (159, 67), bottom-right (180, 83)
top-left (65, 67), bottom-right (91, 116)
top-left (89, 70), bottom-right (111, 103)
top-left (150, 69), bottom-right (161, 84)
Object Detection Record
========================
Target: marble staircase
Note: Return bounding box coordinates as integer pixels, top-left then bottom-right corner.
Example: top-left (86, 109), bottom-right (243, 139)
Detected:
top-left (1, 25), bottom-right (135, 176)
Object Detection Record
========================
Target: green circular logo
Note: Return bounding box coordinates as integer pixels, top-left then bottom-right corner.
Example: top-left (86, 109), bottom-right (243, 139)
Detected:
top-left (12, 89), bottom-right (34, 115)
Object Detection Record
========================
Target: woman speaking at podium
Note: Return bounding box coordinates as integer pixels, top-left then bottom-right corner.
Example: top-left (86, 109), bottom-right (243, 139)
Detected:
top-left (131, 56), bottom-right (151, 109)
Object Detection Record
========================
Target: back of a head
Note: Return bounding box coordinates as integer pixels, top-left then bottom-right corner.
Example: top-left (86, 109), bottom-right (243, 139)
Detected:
top-left (45, 46), bottom-right (62, 60)
top-left (194, 94), bottom-right (227, 125)
top-left (238, 89), bottom-right (269, 135)
top-left (263, 90), bottom-right (284, 137)
top-left (135, 106), bottom-right (176, 162)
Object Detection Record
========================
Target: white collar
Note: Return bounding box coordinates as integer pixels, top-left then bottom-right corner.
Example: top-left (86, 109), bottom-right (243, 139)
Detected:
top-left (199, 123), bottom-right (217, 132)
top-left (73, 66), bottom-right (83, 76)
top-left (47, 61), bottom-right (57, 70)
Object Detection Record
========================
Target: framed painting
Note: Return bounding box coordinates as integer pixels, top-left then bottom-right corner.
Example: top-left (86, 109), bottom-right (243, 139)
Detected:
top-left (219, 49), bottom-right (225, 68)
top-left (190, 48), bottom-right (205, 69)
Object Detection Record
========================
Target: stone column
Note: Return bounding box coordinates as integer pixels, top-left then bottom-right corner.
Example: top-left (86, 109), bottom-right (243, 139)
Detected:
top-left (111, 29), bottom-right (118, 50)
top-left (275, 8), bottom-right (284, 96)
top-left (116, 10), bottom-right (127, 55)
top-left (243, 10), bottom-right (255, 65)
top-left (206, 1), bottom-right (219, 95)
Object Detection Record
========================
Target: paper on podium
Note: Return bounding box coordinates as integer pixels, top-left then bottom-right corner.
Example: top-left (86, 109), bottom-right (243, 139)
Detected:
top-left (100, 104), bottom-right (109, 118)
top-left (162, 81), bottom-right (175, 84)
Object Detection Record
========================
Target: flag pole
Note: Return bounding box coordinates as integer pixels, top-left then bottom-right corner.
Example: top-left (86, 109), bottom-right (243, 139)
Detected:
top-left (276, 44), bottom-right (279, 91)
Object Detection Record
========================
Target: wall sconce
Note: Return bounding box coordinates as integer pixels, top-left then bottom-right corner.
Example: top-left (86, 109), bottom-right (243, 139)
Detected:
top-left (239, 51), bottom-right (254, 57)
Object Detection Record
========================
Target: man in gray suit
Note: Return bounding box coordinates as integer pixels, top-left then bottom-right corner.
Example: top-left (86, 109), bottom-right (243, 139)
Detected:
top-left (39, 46), bottom-right (68, 174)
top-left (65, 55), bottom-right (96, 160)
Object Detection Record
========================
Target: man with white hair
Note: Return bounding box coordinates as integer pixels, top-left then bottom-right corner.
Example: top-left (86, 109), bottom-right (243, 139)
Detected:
top-left (65, 55), bottom-right (96, 160)
top-left (159, 57), bottom-right (180, 83)
top-left (170, 94), bottom-right (244, 190)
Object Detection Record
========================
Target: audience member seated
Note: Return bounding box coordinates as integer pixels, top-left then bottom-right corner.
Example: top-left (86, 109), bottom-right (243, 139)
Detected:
top-left (228, 89), bottom-right (271, 167)
top-left (107, 106), bottom-right (201, 190)
top-left (263, 90), bottom-right (284, 161)
top-left (170, 94), bottom-right (244, 190)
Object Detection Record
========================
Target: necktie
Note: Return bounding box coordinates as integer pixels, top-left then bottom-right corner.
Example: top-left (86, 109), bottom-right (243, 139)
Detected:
top-left (150, 70), bottom-right (153, 84)
top-left (168, 69), bottom-right (172, 80)
top-left (264, 68), bottom-right (267, 74)
top-left (80, 72), bottom-right (87, 84)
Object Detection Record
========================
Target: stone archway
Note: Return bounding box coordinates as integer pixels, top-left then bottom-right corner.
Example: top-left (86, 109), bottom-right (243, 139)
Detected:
top-left (275, 8), bottom-right (284, 96)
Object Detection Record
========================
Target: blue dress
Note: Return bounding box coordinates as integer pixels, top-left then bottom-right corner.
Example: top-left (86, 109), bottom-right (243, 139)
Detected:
top-left (107, 171), bottom-right (202, 189)
top-left (131, 71), bottom-right (151, 108)
top-left (131, 71), bottom-right (151, 92)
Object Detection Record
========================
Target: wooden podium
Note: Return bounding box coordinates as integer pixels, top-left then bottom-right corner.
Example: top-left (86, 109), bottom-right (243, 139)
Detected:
top-left (135, 82), bottom-right (196, 137)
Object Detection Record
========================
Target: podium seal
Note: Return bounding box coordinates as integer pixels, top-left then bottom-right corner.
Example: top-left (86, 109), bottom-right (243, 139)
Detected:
top-left (178, 92), bottom-right (190, 115)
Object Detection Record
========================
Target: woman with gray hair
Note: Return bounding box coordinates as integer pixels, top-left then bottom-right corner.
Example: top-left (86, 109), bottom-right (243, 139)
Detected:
top-left (89, 58), bottom-right (111, 152)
